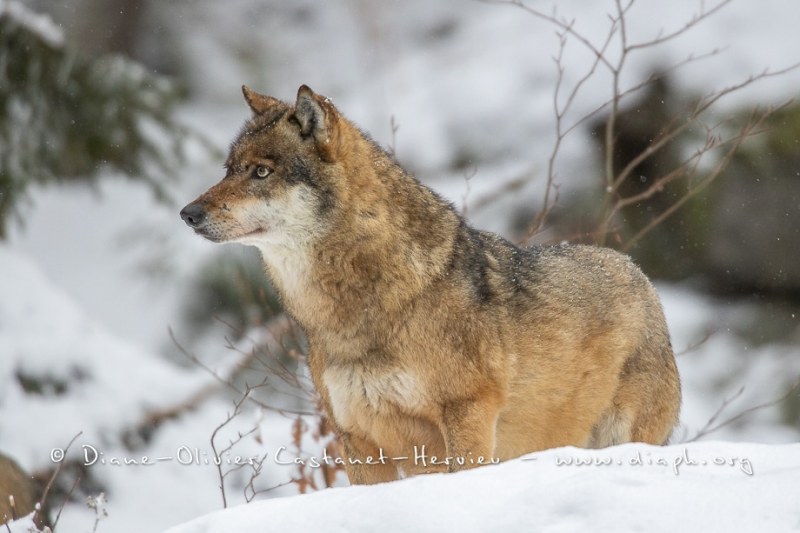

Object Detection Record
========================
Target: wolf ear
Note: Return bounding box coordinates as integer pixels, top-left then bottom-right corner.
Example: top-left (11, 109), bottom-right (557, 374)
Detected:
top-left (294, 85), bottom-right (340, 162)
top-left (242, 85), bottom-right (281, 115)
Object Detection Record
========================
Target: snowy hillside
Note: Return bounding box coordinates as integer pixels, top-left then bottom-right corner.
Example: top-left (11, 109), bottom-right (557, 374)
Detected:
top-left (0, 245), bottom-right (331, 530)
top-left (165, 442), bottom-right (800, 533)
top-left (0, 246), bottom-right (208, 468)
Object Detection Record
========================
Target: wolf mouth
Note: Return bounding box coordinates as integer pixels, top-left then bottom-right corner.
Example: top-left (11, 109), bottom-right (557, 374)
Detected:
top-left (190, 222), bottom-right (269, 243)
top-left (206, 227), bottom-right (269, 243)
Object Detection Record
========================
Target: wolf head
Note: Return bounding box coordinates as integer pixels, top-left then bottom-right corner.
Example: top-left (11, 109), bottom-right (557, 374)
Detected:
top-left (180, 85), bottom-right (348, 251)
top-left (181, 85), bottom-right (459, 306)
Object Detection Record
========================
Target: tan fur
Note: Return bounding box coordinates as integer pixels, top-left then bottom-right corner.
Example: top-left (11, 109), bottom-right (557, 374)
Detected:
top-left (181, 85), bottom-right (682, 484)
top-left (0, 453), bottom-right (47, 527)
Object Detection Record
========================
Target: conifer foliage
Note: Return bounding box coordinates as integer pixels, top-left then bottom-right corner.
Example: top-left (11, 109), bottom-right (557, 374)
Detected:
top-left (0, 2), bottom-right (185, 238)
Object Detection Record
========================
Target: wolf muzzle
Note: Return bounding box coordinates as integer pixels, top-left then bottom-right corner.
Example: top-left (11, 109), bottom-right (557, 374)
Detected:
top-left (180, 203), bottom-right (207, 228)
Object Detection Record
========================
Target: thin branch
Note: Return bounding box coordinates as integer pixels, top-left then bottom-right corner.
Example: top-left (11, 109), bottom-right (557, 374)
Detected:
top-left (479, 0), bottom-right (615, 70)
top-left (688, 376), bottom-right (800, 442)
top-left (625, 0), bottom-right (733, 53)
top-left (525, 21), bottom-right (616, 239)
top-left (596, 3), bottom-right (631, 244)
top-left (169, 320), bottom-right (315, 417)
top-left (388, 115), bottom-right (399, 156)
top-left (560, 47), bottom-right (726, 140)
top-left (210, 388), bottom-right (259, 508)
top-left (675, 328), bottom-right (716, 357)
top-left (469, 167), bottom-right (536, 216)
top-left (595, 65), bottom-right (797, 244)
top-left (34, 432), bottom-right (82, 527)
top-left (460, 164), bottom-right (478, 217)
top-left (621, 106), bottom-right (776, 251)
top-left (51, 473), bottom-right (81, 532)
top-left (613, 66), bottom-right (798, 193)
top-left (689, 386), bottom-right (746, 442)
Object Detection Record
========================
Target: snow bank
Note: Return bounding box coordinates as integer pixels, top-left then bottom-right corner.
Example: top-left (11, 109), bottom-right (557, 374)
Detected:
top-left (0, 245), bottom-right (328, 532)
top-left (0, 245), bottom-right (207, 468)
top-left (164, 441), bottom-right (799, 533)
top-left (4, 514), bottom-right (38, 533)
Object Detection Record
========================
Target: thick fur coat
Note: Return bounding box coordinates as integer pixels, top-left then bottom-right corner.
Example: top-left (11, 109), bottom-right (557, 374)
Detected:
top-left (180, 85), bottom-right (681, 484)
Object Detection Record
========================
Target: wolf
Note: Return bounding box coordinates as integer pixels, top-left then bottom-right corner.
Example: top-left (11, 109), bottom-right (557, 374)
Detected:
top-left (180, 85), bottom-right (681, 484)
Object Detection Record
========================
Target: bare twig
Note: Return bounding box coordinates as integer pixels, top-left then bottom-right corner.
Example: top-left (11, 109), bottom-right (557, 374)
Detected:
top-left (51, 473), bottom-right (81, 532)
top-left (479, 0), bottom-right (615, 70)
top-left (210, 387), bottom-right (262, 508)
top-left (621, 105), bottom-right (778, 250)
top-left (175, 310), bottom-right (344, 499)
top-left (86, 493), bottom-right (108, 533)
top-left (688, 377), bottom-right (800, 442)
top-left (524, 14), bottom-right (617, 240)
top-left (675, 328), bottom-right (716, 357)
top-left (485, 0), bottom-right (799, 249)
top-left (468, 167), bottom-right (536, 216)
top-left (612, 67), bottom-right (796, 194)
top-left (689, 386), bottom-right (746, 442)
top-left (558, 47), bottom-right (725, 143)
top-left (168, 318), bottom-right (315, 417)
top-left (626, 0), bottom-right (734, 52)
top-left (34, 432), bottom-right (82, 528)
top-left (388, 115), bottom-right (399, 156)
top-left (460, 165), bottom-right (478, 217)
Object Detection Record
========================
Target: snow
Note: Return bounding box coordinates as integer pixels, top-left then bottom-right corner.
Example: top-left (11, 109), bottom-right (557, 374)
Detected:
top-left (165, 441), bottom-right (800, 533)
top-left (5, 514), bottom-right (38, 533)
top-left (3, 0), bottom-right (800, 532)
top-left (0, 244), bottom-right (329, 531)
top-left (662, 286), bottom-right (800, 443)
top-left (0, 244), bottom-right (237, 530)
top-left (0, 245), bottom-right (209, 468)
top-left (0, 1), bottom-right (64, 47)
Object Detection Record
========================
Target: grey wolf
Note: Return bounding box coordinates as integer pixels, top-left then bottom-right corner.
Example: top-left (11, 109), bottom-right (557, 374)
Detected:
top-left (180, 85), bottom-right (681, 484)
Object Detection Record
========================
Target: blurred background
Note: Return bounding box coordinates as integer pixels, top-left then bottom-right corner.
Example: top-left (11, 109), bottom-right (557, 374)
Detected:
top-left (1, 0), bottom-right (799, 531)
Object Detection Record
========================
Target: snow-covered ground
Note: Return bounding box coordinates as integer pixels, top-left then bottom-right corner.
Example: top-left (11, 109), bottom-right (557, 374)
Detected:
top-left (163, 441), bottom-right (800, 533)
top-left (3, 1), bottom-right (800, 532)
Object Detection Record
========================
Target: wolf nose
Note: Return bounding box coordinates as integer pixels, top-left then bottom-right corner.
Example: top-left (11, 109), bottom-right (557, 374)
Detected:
top-left (180, 203), bottom-right (206, 228)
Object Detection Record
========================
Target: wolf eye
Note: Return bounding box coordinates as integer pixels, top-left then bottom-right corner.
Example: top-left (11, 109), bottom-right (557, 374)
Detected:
top-left (254, 165), bottom-right (271, 179)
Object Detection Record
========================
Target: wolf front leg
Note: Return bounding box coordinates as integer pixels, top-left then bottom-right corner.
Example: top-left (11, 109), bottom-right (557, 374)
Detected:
top-left (340, 432), bottom-right (400, 484)
top-left (307, 348), bottom-right (400, 484)
top-left (441, 397), bottom-right (501, 473)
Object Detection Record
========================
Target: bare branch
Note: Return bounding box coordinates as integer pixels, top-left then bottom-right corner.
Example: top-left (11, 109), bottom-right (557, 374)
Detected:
top-left (688, 386), bottom-right (746, 442)
top-left (210, 387), bottom-right (261, 508)
top-left (675, 328), bottom-right (716, 357)
top-left (51, 473), bottom-right (81, 532)
top-left (460, 165), bottom-right (478, 217)
top-left (625, 0), bottom-right (733, 52)
top-left (523, 22), bottom-right (616, 240)
top-left (35, 432), bottom-right (82, 527)
top-left (560, 47), bottom-right (725, 140)
top-left (388, 115), bottom-right (399, 156)
top-left (688, 376), bottom-right (800, 442)
top-left (594, 64), bottom-right (797, 244)
top-left (169, 319), bottom-right (316, 417)
top-left (621, 106), bottom-right (777, 251)
top-left (467, 167), bottom-right (536, 216)
top-left (479, 0), bottom-right (615, 70)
